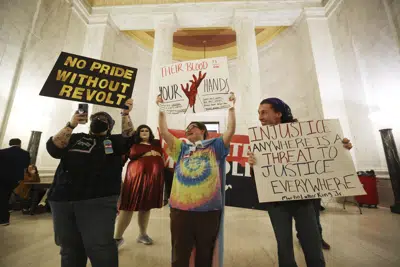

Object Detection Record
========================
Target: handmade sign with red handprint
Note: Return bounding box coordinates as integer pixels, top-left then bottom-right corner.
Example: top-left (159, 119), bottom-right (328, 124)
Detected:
top-left (158, 57), bottom-right (231, 114)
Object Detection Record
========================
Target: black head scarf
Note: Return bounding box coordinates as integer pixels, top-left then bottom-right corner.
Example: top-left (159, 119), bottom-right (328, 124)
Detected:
top-left (260, 98), bottom-right (295, 123)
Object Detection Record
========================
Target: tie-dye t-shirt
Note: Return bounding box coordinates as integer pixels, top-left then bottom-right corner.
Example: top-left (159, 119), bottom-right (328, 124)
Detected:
top-left (168, 136), bottom-right (230, 212)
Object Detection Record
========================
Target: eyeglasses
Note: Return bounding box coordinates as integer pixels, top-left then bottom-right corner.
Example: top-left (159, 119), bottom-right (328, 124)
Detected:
top-left (185, 124), bottom-right (199, 134)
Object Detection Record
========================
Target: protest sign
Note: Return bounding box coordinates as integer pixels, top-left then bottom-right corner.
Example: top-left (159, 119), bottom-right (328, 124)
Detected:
top-left (248, 119), bottom-right (366, 203)
top-left (159, 57), bottom-right (231, 114)
top-left (160, 129), bottom-right (269, 210)
top-left (39, 52), bottom-right (138, 108)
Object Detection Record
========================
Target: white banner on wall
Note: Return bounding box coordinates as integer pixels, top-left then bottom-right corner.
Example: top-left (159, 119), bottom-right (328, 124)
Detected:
top-left (159, 57), bottom-right (231, 114)
top-left (248, 119), bottom-right (366, 203)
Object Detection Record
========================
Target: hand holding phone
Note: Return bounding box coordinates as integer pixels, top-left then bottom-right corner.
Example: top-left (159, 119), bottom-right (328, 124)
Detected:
top-left (77, 103), bottom-right (88, 124)
top-left (121, 98), bottom-right (133, 115)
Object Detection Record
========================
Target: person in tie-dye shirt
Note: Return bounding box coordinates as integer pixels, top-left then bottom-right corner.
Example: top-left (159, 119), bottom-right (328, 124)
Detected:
top-left (157, 94), bottom-right (236, 267)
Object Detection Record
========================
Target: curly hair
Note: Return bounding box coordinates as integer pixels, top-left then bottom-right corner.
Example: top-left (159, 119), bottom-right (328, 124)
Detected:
top-left (260, 98), bottom-right (297, 123)
top-left (134, 125), bottom-right (155, 144)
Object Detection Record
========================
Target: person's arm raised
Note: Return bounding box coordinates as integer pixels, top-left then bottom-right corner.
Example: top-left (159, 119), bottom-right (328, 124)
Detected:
top-left (157, 95), bottom-right (175, 148)
top-left (52, 113), bottom-right (84, 148)
top-left (223, 93), bottom-right (236, 147)
top-left (121, 98), bottom-right (135, 137)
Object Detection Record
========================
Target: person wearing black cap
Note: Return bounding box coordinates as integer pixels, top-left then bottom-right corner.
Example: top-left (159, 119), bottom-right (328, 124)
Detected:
top-left (248, 98), bottom-right (352, 267)
top-left (0, 138), bottom-right (30, 226)
top-left (46, 99), bottom-right (134, 267)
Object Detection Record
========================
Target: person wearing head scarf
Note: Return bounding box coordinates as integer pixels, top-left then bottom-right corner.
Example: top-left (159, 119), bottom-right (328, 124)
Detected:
top-left (248, 97), bottom-right (353, 267)
top-left (46, 99), bottom-right (134, 267)
top-left (114, 124), bottom-right (165, 247)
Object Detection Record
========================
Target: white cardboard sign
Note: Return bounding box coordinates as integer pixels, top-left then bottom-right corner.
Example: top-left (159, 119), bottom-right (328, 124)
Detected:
top-left (248, 119), bottom-right (366, 203)
top-left (159, 57), bottom-right (231, 114)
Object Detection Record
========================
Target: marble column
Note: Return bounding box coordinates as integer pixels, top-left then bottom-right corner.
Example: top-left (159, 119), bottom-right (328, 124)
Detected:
top-left (303, 9), bottom-right (355, 161)
top-left (78, 13), bottom-right (121, 133)
top-left (146, 14), bottom-right (176, 133)
top-left (233, 13), bottom-right (261, 134)
top-left (27, 131), bottom-right (42, 165)
top-left (379, 129), bottom-right (400, 214)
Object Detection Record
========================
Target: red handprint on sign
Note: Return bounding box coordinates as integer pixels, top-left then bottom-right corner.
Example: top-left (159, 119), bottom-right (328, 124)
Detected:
top-left (181, 71), bottom-right (207, 113)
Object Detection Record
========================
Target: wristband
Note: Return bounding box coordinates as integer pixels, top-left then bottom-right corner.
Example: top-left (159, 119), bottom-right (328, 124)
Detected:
top-left (66, 122), bottom-right (76, 129)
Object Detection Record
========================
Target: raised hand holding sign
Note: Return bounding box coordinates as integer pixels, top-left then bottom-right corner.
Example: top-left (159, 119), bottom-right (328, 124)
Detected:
top-left (248, 119), bottom-right (365, 203)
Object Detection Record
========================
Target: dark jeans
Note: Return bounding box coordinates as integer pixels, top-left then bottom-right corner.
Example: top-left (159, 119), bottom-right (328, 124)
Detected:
top-left (268, 200), bottom-right (325, 267)
top-left (170, 208), bottom-right (221, 267)
top-left (49, 195), bottom-right (119, 267)
top-left (312, 199), bottom-right (322, 238)
top-left (0, 186), bottom-right (13, 223)
top-left (296, 199), bottom-right (323, 241)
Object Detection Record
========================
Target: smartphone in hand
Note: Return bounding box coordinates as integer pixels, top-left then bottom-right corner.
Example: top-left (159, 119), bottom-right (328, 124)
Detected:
top-left (78, 103), bottom-right (88, 124)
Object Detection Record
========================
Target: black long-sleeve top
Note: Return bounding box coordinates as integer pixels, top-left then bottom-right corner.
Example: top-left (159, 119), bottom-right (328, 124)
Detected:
top-left (46, 133), bottom-right (130, 201)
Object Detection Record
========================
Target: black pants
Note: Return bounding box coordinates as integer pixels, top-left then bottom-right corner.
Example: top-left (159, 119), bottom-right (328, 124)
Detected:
top-left (296, 199), bottom-right (323, 241)
top-left (312, 199), bottom-right (322, 237)
top-left (170, 208), bottom-right (221, 267)
top-left (49, 195), bottom-right (119, 267)
top-left (0, 186), bottom-right (14, 224)
top-left (269, 200), bottom-right (325, 267)
top-left (164, 169), bottom-right (174, 202)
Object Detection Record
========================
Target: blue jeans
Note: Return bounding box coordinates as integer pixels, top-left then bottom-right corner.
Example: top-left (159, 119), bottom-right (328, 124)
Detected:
top-left (49, 196), bottom-right (119, 267)
top-left (268, 200), bottom-right (325, 267)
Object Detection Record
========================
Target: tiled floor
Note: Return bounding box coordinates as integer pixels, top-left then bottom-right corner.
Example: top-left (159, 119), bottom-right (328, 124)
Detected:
top-left (1, 204), bottom-right (399, 267)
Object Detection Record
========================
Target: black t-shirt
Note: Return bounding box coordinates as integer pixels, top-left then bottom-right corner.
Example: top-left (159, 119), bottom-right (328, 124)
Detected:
top-left (46, 133), bottom-right (130, 201)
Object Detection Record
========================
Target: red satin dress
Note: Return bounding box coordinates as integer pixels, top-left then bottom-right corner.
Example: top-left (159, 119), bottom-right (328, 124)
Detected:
top-left (119, 140), bottom-right (164, 211)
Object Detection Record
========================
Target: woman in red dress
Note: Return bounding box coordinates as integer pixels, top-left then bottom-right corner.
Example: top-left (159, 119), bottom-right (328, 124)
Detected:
top-left (114, 125), bottom-right (164, 246)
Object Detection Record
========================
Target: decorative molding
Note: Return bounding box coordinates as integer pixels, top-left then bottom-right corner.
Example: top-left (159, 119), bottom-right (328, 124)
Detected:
top-left (324, 0), bottom-right (344, 17)
top-left (258, 9), bottom-right (303, 26)
top-left (72, 0), bottom-right (121, 35)
top-left (303, 7), bottom-right (327, 19)
top-left (152, 13), bottom-right (178, 31)
top-left (107, 15), bottom-right (121, 33)
top-left (90, 1), bottom-right (321, 30)
top-left (72, 0), bottom-right (91, 23)
top-left (234, 9), bottom-right (259, 20)
top-left (290, 8), bottom-right (307, 30)
top-left (72, 0), bottom-right (329, 30)
top-left (232, 10), bottom-right (258, 31)
top-left (89, 0), bottom-right (322, 7)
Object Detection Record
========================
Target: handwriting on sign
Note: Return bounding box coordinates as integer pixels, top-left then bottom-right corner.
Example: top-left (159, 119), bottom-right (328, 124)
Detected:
top-left (203, 78), bottom-right (230, 94)
top-left (249, 119), bottom-right (366, 203)
top-left (159, 57), bottom-right (232, 114)
top-left (159, 85), bottom-right (182, 101)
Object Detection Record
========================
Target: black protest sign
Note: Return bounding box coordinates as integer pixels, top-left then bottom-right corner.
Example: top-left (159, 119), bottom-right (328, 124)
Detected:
top-left (39, 52), bottom-right (138, 108)
top-left (224, 160), bottom-right (270, 211)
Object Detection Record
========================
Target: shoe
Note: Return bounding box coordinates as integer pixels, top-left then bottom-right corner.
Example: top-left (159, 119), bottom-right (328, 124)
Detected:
top-left (137, 234), bottom-right (153, 245)
top-left (115, 238), bottom-right (124, 248)
top-left (322, 239), bottom-right (331, 250)
top-left (35, 205), bottom-right (47, 214)
top-left (1, 222), bottom-right (10, 226)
